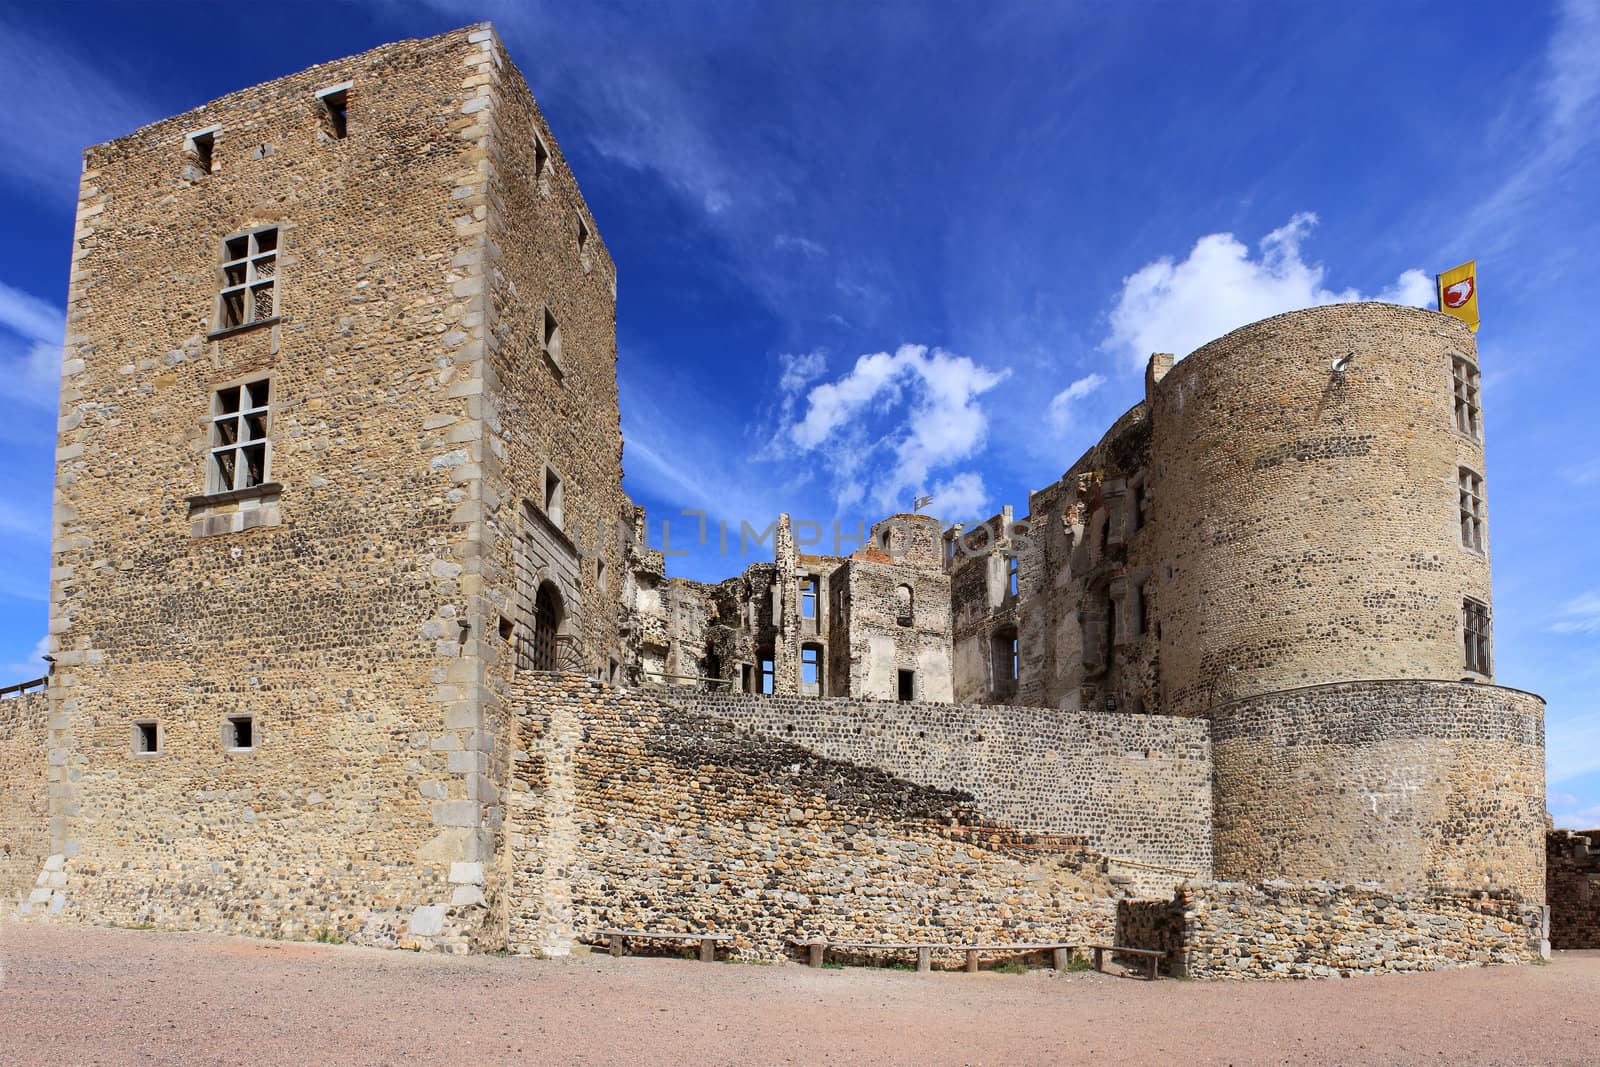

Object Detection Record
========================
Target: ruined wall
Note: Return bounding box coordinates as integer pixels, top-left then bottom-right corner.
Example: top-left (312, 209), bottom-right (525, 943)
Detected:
top-left (668, 691), bottom-right (1212, 893)
top-left (1152, 305), bottom-right (1491, 714)
top-left (1164, 882), bottom-right (1545, 979)
top-left (1212, 681), bottom-right (1546, 898)
top-left (507, 674), bottom-right (1117, 959)
top-left (1548, 829), bottom-right (1600, 948)
top-left (40, 26), bottom-right (529, 950)
top-left (950, 400), bottom-right (1158, 715)
top-left (834, 558), bottom-right (952, 702)
top-left (0, 691), bottom-right (50, 912)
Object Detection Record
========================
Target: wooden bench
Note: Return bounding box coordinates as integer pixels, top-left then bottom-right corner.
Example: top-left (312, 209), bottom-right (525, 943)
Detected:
top-left (1087, 943), bottom-right (1166, 981)
top-left (598, 929), bottom-right (733, 962)
top-left (788, 938), bottom-right (1081, 974)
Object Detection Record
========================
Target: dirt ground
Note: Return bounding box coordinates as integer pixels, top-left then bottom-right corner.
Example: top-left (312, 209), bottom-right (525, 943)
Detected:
top-left (1, 925), bottom-right (1597, 1065)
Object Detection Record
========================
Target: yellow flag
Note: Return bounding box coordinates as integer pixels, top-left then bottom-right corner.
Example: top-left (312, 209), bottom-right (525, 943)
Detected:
top-left (1437, 261), bottom-right (1479, 332)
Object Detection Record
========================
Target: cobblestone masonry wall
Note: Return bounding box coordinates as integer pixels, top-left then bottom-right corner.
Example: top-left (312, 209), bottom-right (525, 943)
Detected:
top-left (36, 26), bottom-right (553, 952)
top-left (0, 693), bottom-right (49, 911)
top-left (507, 673), bottom-right (1118, 961)
top-left (1212, 681), bottom-right (1545, 898)
top-left (1548, 829), bottom-right (1600, 948)
top-left (1161, 882), bottom-right (1545, 979)
top-left (668, 691), bottom-right (1212, 895)
top-left (1151, 305), bottom-right (1491, 714)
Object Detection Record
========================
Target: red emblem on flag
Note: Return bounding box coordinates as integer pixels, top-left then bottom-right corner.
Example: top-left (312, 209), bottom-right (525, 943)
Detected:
top-left (1442, 276), bottom-right (1474, 308)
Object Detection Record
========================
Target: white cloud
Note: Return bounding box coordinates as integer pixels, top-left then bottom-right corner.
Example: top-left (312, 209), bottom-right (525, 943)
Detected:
top-left (783, 343), bottom-right (1007, 515)
top-left (0, 278), bottom-right (64, 410)
top-left (2, 634), bottom-right (49, 684)
top-left (925, 471), bottom-right (988, 520)
top-left (1550, 592), bottom-right (1600, 635)
top-left (1046, 373), bottom-right (1106, 436)
top-left (1551, 803), bottom-right (1600, 832)
top-left (1104, 213), bottom-right (1432, 368)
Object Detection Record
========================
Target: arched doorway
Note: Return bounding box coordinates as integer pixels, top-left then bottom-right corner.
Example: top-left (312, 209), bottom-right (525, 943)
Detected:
top-left (532, 581), bottom-right (564, 671)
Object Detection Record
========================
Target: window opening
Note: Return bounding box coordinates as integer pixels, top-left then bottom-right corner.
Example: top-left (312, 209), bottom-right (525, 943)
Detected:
top-left (218, 226), bottom-right (278, 330)
top-left (209, 378), bottom-right (271, 493)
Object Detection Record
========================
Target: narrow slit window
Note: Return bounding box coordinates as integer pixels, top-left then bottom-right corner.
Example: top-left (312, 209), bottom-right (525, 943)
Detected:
top-left (1007, 555), bottom-right (1019, 597)
top-left (760, 656), bottom-right (775, 695)
top-left (1463, 598), bottom-right (1492, 674)
top-left (209, 378), bottom-right (271, 493)
top-left (897, 669), bottom-right (915, 702)
top-left (217, 226), bottom-right (278, 331)
top-left (543, 467), bottom-right (564, 529)
top-left (1452, 356), bottom-right (1481, 440)
top-left (1458, 467), bottom-right (1485, 552)
top-left (316, 84), bottom-right (350, 139)
top-left (577, 215), bottom-right (590, 253)
top-left (223, 715), bottom-right (254, 751)
top-left (185, 128), bottom-right (216, 177)
top-left (542, 306), bottom-right (563, 372)
top-left (533, 133), bottom-right (550, 179)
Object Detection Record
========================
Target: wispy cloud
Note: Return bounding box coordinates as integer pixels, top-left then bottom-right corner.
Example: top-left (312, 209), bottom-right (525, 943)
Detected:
top-left (0, 277), bottom-right (64, 410)
top-left (1, 634), bottom-right (48, 684)
top-left (0, 14), bottom-right (151, 203)
top-left (1465, 0), bottom-right (1600, 253)
top-left (1046, 373), bottom-right (1106, 436)
top-left (774, 234), bottom-right (826, 258)
top-left (1104, 213), bottom-right (1432, 368)
top-left (1549, 592), bottom-right (1600, 635)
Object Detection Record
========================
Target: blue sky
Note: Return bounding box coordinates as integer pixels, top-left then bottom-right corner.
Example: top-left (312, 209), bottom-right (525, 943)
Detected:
top-left (0, 2), bottom-right (1595, 825)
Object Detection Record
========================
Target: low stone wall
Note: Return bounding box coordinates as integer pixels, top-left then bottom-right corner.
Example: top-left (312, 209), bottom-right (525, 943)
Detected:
top-left (0, 690), bottom-right (50, 913)
top-left (1141, 882), bottom-right (1546, 979)
top-left (1548, 829), bottom-right (1600, 948)
top-left (510, 674), bottom-right (1119, 961)
top-left (664, 691), bottom-right (1212, 895)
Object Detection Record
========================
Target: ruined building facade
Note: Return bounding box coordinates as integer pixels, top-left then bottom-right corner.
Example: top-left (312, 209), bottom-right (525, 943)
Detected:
top-left (0, 26), bottom-right (1558, 975)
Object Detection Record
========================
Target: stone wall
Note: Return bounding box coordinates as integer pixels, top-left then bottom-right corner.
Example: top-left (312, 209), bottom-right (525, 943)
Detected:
top-left (1212, 680), bottom-right (1546, 899)
top-left (1548, 829), bottom-right (1600, 948)
top-left (666, 691), bottom-right (1212, 894)
top-left (507, 673), bottom-right (1117, 960)
top-left (1150, 882), bottom-right (1545, 979)
top-left (0, 691), bottom-right (50, 912)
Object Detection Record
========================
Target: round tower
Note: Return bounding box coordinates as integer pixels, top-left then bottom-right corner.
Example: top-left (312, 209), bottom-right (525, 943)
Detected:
top-left (1146, 304), bottom-right (1544, 897)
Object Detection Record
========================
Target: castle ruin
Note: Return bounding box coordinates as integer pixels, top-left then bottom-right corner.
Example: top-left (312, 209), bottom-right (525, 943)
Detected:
top-left (0, 25), bottom-right (1556, 976)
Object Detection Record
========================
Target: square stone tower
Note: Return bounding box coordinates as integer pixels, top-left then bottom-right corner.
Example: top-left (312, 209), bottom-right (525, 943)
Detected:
top-left (40, 24), bottom-right (625, 949)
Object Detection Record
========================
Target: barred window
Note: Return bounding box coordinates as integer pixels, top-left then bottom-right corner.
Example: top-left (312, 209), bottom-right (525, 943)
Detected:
top-left (218, 226), bottom-right (278, 330)
top-left (1458, 467), bottom-right (1485, 552)
top-left (1452, 356), bottom-right (1481, 439)
top-left (1463, 598), bottom-right (1492, 674)
top-left (210, 378), bottom-right (271, 493)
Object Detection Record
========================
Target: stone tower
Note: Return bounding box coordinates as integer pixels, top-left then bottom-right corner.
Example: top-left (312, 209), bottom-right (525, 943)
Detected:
top-left (37, 24), bottom-right (626, 948)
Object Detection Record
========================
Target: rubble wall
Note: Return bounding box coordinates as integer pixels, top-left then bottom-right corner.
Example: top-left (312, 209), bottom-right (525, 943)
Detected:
top-left (666, 691), bottom-right (1213, 893)
top-left (0, 691), bottom-right (50, 911)
top-left (507, 673), bottom-right (1118, 959)
top-left (1548, 829), bottom-right (1600, 948)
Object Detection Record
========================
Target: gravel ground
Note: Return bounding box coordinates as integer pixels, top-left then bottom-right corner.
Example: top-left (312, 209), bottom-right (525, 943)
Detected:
top-left (1, 924), bottom-right (1597, 1065)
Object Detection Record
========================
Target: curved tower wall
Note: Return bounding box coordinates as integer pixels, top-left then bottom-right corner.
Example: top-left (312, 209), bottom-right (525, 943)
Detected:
top-left (1211, 680), bottom-right (1545, 897)
top-left (1151, 304), bottom-right (1490, 714)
